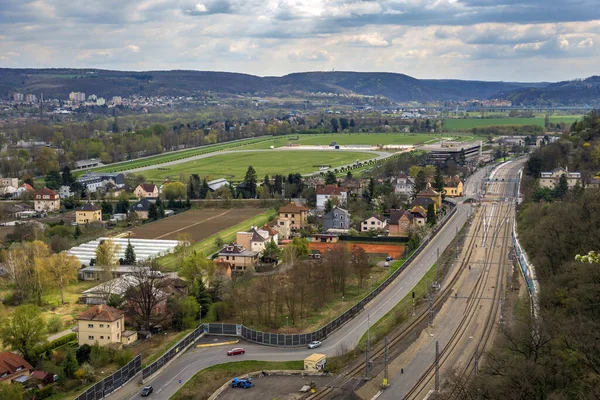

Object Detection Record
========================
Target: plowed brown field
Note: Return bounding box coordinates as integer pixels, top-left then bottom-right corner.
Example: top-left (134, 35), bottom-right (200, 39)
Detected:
top-left (130, 209), bottom-right (265, 242)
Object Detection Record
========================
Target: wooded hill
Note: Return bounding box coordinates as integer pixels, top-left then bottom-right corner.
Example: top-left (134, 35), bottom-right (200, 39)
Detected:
top-left (0, 68), bottom-right (547, 103)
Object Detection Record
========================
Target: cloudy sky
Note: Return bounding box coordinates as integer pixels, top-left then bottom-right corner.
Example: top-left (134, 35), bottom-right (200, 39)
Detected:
top-left (1, 0), bottom-right (599, 81)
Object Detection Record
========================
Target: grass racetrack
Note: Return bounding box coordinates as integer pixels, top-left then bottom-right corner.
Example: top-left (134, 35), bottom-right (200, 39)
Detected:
top-left (139, 149), bottom-right (376, 181)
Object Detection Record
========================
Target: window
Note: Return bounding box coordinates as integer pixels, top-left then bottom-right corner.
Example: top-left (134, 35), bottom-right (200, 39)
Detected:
top-left (89, 336), bottom-right (94, 340)
top-left (232, 256), bottom-right (235, 260)
top-left (107, 324), bottom-right (110, 328)
top-left (107, 336), bottom-right (110, 340)
top-left (100, 324), bottom-right (104, 328)
top-left (291, 214), bottom-right (295, 218)
top-left (285, 213), bottom-right (288, 217)
top-left (88, 324), bottom-right (94, 328)
top-left (117, 334), bottom-right (120, 339)
top-left (100, 336), bottom-right (104, 339)
top-left (117, 322), bottom-right (120, 328)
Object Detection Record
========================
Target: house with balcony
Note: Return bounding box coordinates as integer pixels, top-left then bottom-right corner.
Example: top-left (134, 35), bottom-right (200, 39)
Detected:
top-left (217, 243), bottom-right (259, 272)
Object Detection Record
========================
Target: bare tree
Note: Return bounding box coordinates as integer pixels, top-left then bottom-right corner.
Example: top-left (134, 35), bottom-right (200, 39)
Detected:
top-left (123, 264), bottom-right (169, 331)
top-left (351, 246), bottom-right (372, 288)
top-left (324, 245), bottom-right (349, 295)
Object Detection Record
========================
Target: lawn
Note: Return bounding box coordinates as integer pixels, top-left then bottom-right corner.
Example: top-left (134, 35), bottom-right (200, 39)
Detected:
top-left (170, 360), bottom-right (304, 400)
top-left (78, 137), bottom-right (271, 175)
top-left (139, 150), bottom-right (376, 182)
top-left (158, 209), bottom-right (277, 271)
top-left (443, 116), bottom-right (581, 130)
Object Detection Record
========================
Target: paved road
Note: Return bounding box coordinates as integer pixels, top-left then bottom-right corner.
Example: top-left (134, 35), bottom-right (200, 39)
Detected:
top-left (107, 168), bottom-right (490, 400)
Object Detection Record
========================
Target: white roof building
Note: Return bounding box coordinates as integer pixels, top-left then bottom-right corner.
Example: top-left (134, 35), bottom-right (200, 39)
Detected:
top-left (67, 238), bottom-right (179, 266)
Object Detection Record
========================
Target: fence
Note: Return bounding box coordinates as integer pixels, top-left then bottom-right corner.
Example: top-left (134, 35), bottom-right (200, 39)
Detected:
top-left (207, 206), bottom-right (458, 347)
top-left (142, 324), bottom-right (205, 380)
top-left (512, 220), bottom-right (539, 317)
top-left (74, 355), bottom-right (142, 400)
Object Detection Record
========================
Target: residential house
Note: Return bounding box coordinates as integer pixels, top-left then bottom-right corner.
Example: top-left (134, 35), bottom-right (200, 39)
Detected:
top-left (0, 352), bottom-right (33, 384)
top-left (217, 243), bottom-right (259, 272)
top-left (77, 304), bottom-right (136, 347)
top-left (272, 218), bottom-right (291, 240)
top-left (0, 178), bottom-right (18, 196)
top-left (236, 226), bottom-right (278, 255)
top-left (411, 197), bottom-right (434, 212)
top-left (34, 187), bottom-right (60, 212)
top-left (444, 176), bottom-right (464, 197)
top-left (316, 185), bottom-right (348, 210)
top-left (129, 198), bottom-right (151, 220)
top-left (76, 202), bottom-right (102, 225)
top-left (410, 206), bottom-right (427, 226)
top-left (134, 183), bottom-right (159, 199)
top-left (361, 215), bottom-right (388, 232)
top-left (3, 202), bottom-right (34, 219)
top-left (415, 183), bottom-right (442, 212)
top-left (278, 202), bottom-right (308, 231)
top-left (323, 206), bottom-right (351, 232)
top-left (388, 209), bottom-right (415, 238)
top-left (539, 167), bottom-right (581, 189)
top-left (341, 178), bottom-right (366, 194)
top-left (12, 183), bottom-right (35, 199)
top-left (392, 173), bottom-right (414, 197)
top-left (59, 185), bottom-right (73, 199)
top-left (157, 277), bottom-right (188, 297)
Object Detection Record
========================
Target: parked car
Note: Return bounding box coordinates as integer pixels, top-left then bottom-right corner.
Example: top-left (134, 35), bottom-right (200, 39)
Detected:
top-left (308, 341), bottom-right (322, 349)
top-left (140, 386), bottom-right (153, 397)
top-left (386, 256), bottom-right (393, 262)
top-left (227, 347), bottom-right (246, 356)
top-left (231, 377), bottom-right (254, 388)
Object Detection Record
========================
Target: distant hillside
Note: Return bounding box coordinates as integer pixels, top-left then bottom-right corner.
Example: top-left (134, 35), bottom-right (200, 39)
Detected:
top-left (497, 76), bottom-right (600, 106)
top-left (0, 68), bottom-right (568, 103)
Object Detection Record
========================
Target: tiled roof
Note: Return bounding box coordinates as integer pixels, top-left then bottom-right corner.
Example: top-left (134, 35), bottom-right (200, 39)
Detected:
top-left (21, 183), bottom-right (35, 192)
top-left (36, 187), bottom-right (58, 197)
top-left (0, 352), bottom-right (33, 376)
top-left (410, 206), bottom-right (427, 218)
top-left (389, 209), bottom-right (413, 224)
top-left (417, 185), bottom-right (440, 197)
top-left (411, 197), bottom-right (433, 209)
top-left (138, 183), bottom-right (157, 192)
top-left (279, 202), bottom-right (308, 213)
top-left (79, 202), bottom-right (100, 211)
top-left (316, 185), bottom-right (347, 195)
top-left (77, 304), bottom-right (124, 322)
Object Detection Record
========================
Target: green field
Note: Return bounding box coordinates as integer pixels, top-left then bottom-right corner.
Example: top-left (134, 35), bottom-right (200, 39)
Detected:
top-left (80, 137), bottom-right (272, 175)
top-left (443, 116), bottom-right (581, 130)
top-left (139, 150), bottom-right (377, 182)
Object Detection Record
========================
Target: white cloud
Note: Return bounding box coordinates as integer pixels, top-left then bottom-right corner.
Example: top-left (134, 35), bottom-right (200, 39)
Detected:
top-left (126, 44), bottom-right (141, 52)
top-left (336, 33), bottom-right (389, 47)
top-left (578, 37), bottom-right (594, 47)
top-left (194, 4), bottom-right (207, 12)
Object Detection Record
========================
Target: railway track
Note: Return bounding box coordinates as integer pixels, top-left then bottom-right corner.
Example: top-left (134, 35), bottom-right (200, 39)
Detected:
top-left (306, 162), bottom-right (521, 400)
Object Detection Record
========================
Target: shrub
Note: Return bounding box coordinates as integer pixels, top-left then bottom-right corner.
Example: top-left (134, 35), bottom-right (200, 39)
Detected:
top-left (35, 385), bottom-right (55, 399)
top-left (76, 344), bottom-right (91, 364)
top-left (47, 315), bottom-right (64, 334)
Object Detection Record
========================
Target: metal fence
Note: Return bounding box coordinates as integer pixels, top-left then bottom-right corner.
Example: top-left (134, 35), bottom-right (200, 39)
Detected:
top-left (207, 206), bottom-right (458, 347)
top-left (74, 355), bottom-right (142, 400)
top-left (142, 324), bottom-right (205, 380)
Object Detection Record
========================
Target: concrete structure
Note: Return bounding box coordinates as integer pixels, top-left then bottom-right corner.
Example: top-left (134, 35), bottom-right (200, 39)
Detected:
top-left (273, 218), bottom-right (292, 239)
top-left (0, 178), bottom-right (18, 189)
top-left (0, 352), bottom-right (33, 383)
top-left (323, 206), bottom-right (351, 231)
top-left (278, 202), bottom-right (308, 231)
top-left (74, 158), bottom-right (101, 170)
top-left (67, 238), bottom-right (179, 266)
top-left (76, 202), bottom-right (102, 225)
top-left (410, 206), bottom-right (427, 226)
top-left (69, 92), bottom-right (86, 102)
top-left (34, 187), bottom-right (60, 212)
top-left (423, 141), bottom-right (482, 165)
top-left (539, 167), bottom-right (581, 189)
top-left (77, 305), bottom-right (130, 347)
top-left (361, 215), bottom-right (388, 232)
top-left (217, 243), bottom-right (259, 272)
top-left (316, 185), bottom-right (348, 210)
top-left (3, 203), bottom-right (34, 219)
top-left (134, 183), bottom-right (159, 199)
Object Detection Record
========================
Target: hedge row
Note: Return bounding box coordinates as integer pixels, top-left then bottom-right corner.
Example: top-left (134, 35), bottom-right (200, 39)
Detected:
top-left (33, 332), bottom-right (78, 358)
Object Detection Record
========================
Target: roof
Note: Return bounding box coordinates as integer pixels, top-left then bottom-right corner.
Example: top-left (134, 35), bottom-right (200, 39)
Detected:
top-left (78, 202), bottom-right (100, 212)
top-left (410, 206), bottom-right (427, 218)
top-left (218, 243), bottom-right (257, 257)
top-left (130, 198), bottom-right (151, 212)
top-left (324, 206), bottom-right (350, 219)
top-left (77, 304), bottom-right (124, 322)
top-left (444, 176), bottom-right (462, 187)
top-left (137, 183), bottom-right (157, 193)
top-left (20, 183), bottom-right (35, 192)
top-left (364, 214), bottom-right (386, 223)
top-left (389, 209), bottom-right (413, 224)
top-left (316, 185), bottom-right (347, 196)
top-left (305, 353), bottom-right (326, 362)
top-left (4, 203), bottom-right (33, 213)
top-left (279, 202), bottom-right (308, 213)
top-left (261, 224), bottom-right (278, 236)
top-left (0, 352), bottom-right (33, 376)
top-left (36, 187), bottom-right (58, 197)
top-left (31, 370), bottom-right (53, 380)
top-left (417, 184), bottom-right (440, 197)
top-left (411, 197), bottom-right (433, 208)
top-left (122, 330), bottom-right (137, 337)
top-left (207, 178), bottom-right (229, 191)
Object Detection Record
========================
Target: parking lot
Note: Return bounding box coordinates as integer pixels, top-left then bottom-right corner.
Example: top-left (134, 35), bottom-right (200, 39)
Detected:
top-left (217, 374), bottom-right (339, 400)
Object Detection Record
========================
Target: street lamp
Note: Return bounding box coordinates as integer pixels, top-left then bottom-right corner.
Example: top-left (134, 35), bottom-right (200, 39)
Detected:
top-left (285, 316), bottom-right (289, 329)
top-left (199, 305), bottom-right (202, 325)
top-left (342, 296), bottom-right (345, 308)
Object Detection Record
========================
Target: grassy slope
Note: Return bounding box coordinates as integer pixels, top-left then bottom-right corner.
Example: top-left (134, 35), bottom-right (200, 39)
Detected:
top-left (158, 209), bottom-right (277, 271)
top-left (443, 116), bottom-right (581, 130)
top-left (140, 150), bottom-right (376, 182)
top-left (170, 360), bottom-right (303, 400)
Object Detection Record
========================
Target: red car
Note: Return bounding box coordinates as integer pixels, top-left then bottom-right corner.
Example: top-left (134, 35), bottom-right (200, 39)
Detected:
top-left (227, 347), bottom-right (245, 356)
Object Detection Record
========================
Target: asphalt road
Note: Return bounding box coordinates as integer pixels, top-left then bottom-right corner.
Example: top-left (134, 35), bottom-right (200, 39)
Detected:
top-left (108, 168), bottom-right (490, 400)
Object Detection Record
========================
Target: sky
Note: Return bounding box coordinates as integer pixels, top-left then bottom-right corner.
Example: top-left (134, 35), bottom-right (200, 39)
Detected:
top-left (1, 0), bottom-right (599, 82)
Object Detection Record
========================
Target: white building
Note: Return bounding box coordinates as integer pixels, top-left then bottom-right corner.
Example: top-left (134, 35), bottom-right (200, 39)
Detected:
top-left (316, 185), bottom-right (348, 211)
top-left (539, 167), bottom-right (581, 189)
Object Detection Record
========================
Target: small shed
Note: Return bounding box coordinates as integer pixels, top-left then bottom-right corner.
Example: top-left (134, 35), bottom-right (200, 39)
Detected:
top-left (304, 353), bottom-right (326, 372)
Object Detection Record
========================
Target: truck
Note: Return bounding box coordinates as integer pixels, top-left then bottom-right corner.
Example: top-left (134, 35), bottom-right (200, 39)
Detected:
top-left (231, 377), bottom-right (254, 389)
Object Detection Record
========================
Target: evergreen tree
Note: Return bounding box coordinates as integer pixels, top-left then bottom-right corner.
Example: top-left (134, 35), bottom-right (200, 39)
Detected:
top-left (273, 175), bottom-right (284, 195)
top-left (412, 169), bottom-right (427, 198)
top-left (187, 174), bottom-right (201, 199)
top-left (325, 170), bottom-right (337, 185)
top-left (200, 179), bottom-right (210, 199)
top-left (74, 225), bottom-right (82, 239)
top-left (263, 174), bottom-right (271, 195)
top-left (61, 166), bottom-right (75, 187)
top-left (191, 278), bottom-right (211, 319)
top-left (554, 174), bottom-right (569, 199)
top-left (158, 203), bottom-right (165, 218)
top-left (101, 200), bottom-right (113, 220)
top-left (62, 350), bottom-right (79, 379)
top-left (426, 203), bottom-right (437, 226)
top-left (124, 240), bottom-right (136, 265)
top-left (458, 148), bottom-right (467, 165)
top-left (243, 166), bottom-right (258, 198)
top-left (44, 171), bottom-right (62, 190)
top-left (148, 203), bottom-right (158, 220)
top-left (350, 118), bottom-right (355, 128)
top-left (346, 171), bottom-right (353, 181)
top-left (433, 168), bottom-right (446, 200)
top-left (330, 118), bottom-right (339, 133)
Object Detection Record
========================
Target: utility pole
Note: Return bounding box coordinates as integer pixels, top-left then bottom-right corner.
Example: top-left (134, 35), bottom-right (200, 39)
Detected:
top-left (383, 336), bottom-right (389, 388)
top-left (434, 341), bottom-right (440, 393)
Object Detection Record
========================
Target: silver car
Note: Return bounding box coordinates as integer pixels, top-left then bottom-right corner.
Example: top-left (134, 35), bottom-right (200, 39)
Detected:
top-left (308, 341), bottom-right (322, 349)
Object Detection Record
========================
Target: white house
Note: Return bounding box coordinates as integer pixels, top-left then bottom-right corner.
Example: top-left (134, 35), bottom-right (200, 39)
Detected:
top-left (392, 173), bottom-right (414, 197)
top-left (316, 185), bottom-right (348, 211)
top-left (361, 215), bottom-right (388, 232)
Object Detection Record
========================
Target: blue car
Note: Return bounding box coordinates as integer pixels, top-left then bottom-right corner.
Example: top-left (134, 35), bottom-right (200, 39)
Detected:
top-left (386, 256), bottom-right (393, 262)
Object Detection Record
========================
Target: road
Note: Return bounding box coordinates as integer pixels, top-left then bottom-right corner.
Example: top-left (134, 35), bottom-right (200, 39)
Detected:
top-left (107, 167), bottom-right (490, 400)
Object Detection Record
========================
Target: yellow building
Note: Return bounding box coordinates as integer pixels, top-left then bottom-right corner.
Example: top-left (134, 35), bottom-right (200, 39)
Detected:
top-left (278, 202), bottom-right (308, 231)
top-left (443, 177), bottom-right (464, 197)
top-left (77, 305), bottom-right (135, 347)
top-left (76, 202), bottom-right (102, 225)
top-left (416, 183), bottom-right (442, 211)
